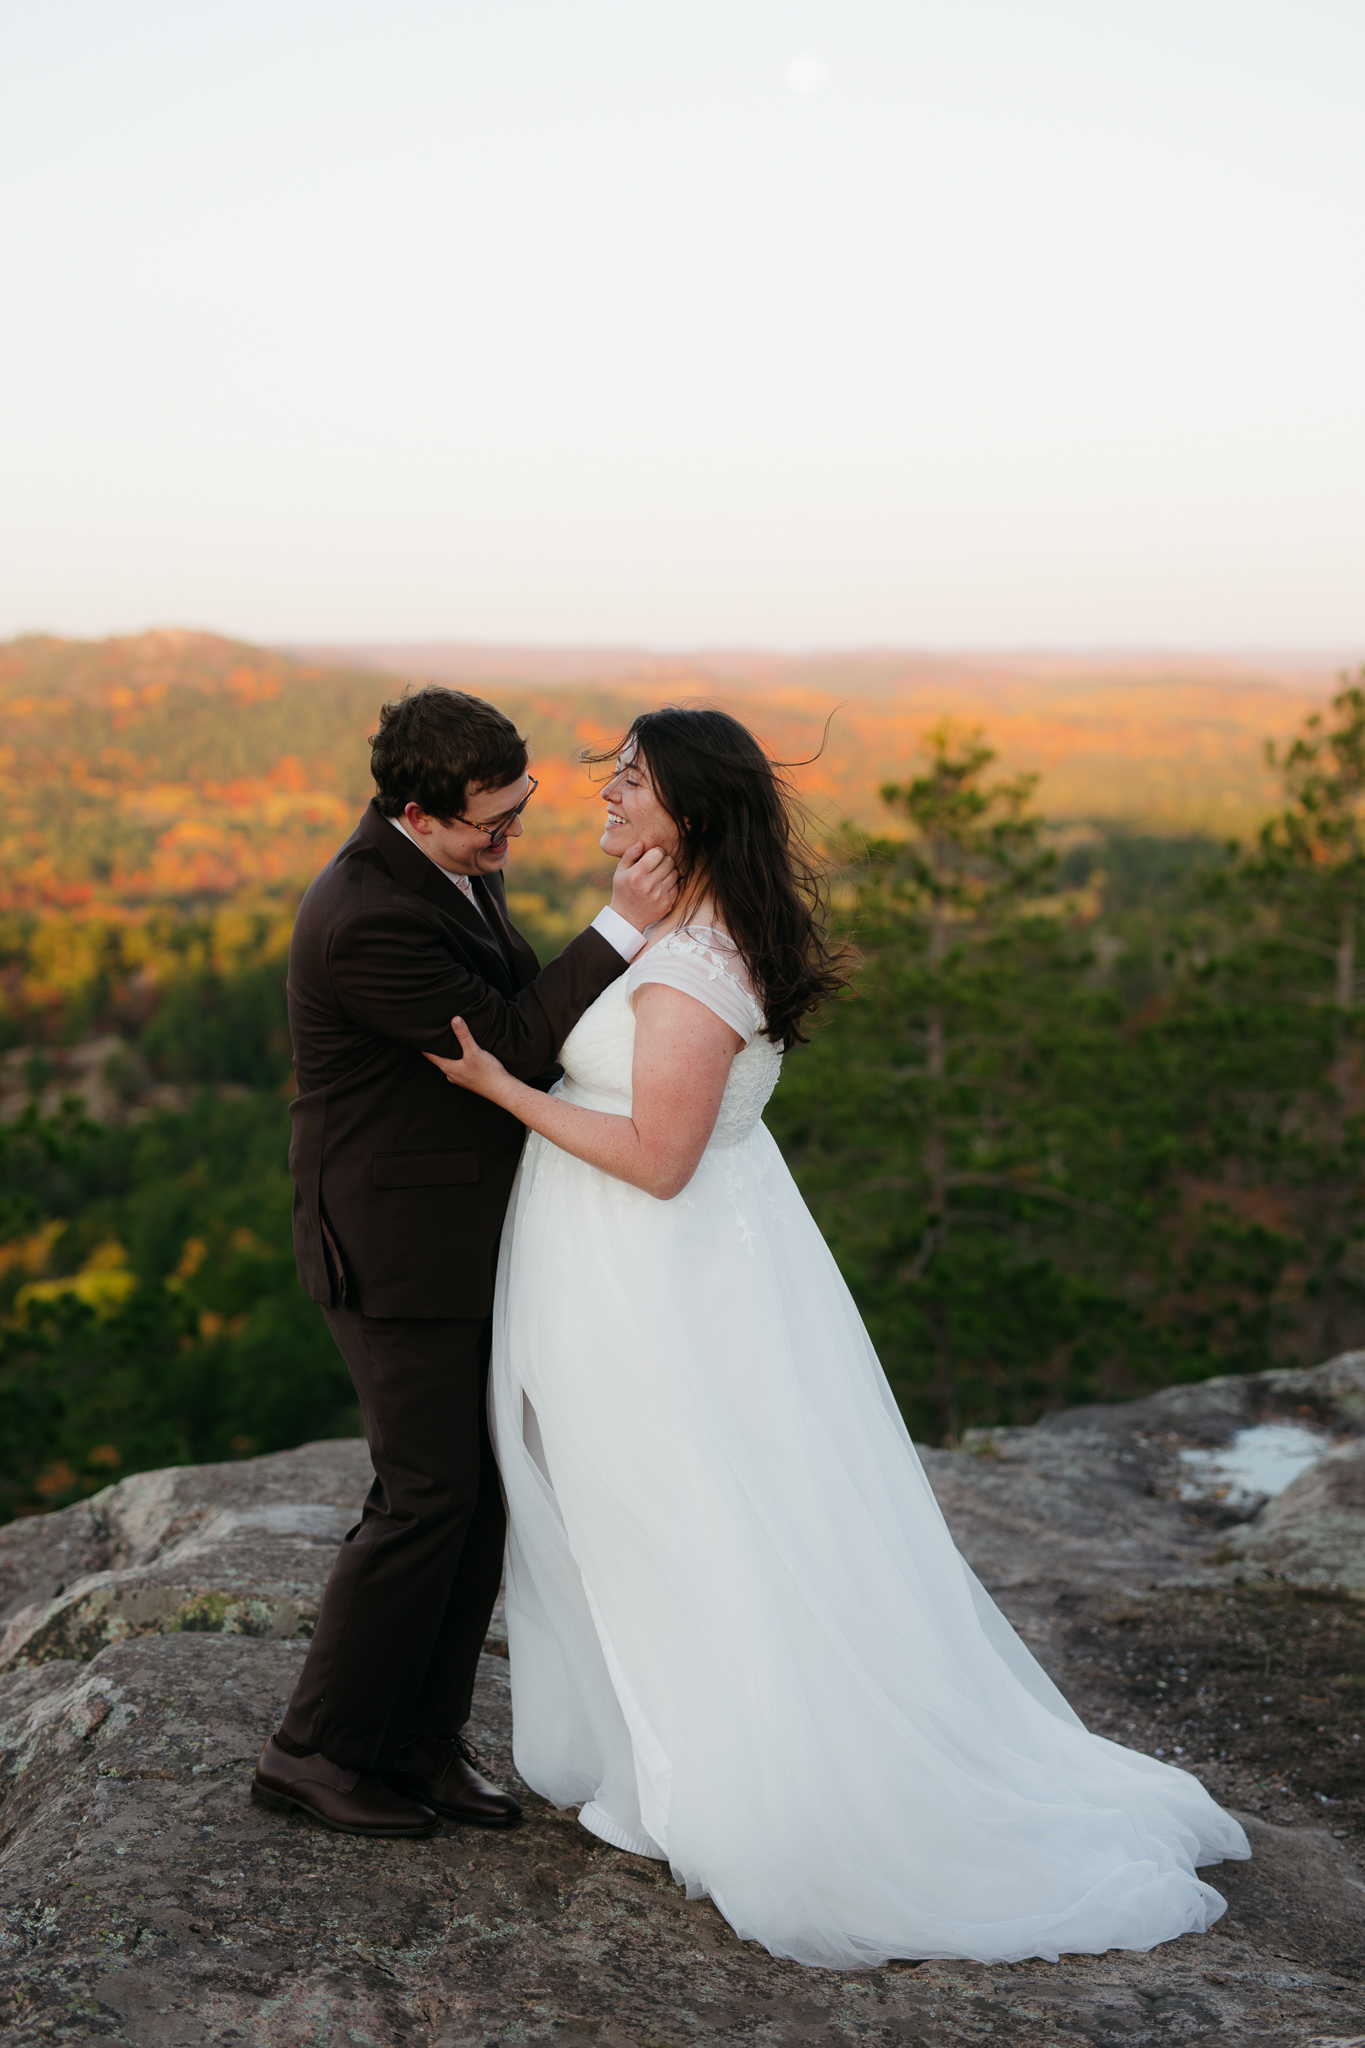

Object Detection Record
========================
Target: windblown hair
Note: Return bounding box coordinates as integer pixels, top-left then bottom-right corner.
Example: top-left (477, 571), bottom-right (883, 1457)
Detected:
top-left (369, 686), bottom-right (528, 822)
top-left (582, 706), bottom-right (853, 1046)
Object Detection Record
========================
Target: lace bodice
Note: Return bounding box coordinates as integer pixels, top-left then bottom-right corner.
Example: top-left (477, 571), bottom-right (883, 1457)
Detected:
top-left (555, 927), bottom-right (782, 1148)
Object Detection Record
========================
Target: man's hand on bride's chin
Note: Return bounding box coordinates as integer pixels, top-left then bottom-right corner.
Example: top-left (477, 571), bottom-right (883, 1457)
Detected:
top-left (423, 1019), bottom-right (515, 1103)
top-left (609, 841), bottom-right (678, 931)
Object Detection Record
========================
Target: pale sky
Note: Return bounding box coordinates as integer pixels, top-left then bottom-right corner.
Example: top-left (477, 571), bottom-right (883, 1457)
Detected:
top-left (1, 1), bottom-right (1363, 649)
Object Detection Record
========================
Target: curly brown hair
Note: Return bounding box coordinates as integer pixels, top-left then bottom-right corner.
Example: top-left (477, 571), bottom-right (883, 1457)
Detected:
top-left (370, 686), bottom-right (527, 822)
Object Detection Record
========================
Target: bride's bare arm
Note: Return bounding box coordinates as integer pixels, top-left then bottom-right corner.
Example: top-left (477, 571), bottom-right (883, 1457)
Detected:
top-left (423, 983), bottom-right (743, 1199)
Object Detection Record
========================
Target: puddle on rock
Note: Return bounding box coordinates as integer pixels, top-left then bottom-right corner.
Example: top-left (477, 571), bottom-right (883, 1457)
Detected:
top-left (1178, 1421), bottom-right (1331, 1514)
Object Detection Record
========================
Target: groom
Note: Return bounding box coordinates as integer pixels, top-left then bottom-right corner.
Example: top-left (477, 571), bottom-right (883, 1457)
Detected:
top-left (252, 685), bottom-right (674, 1836)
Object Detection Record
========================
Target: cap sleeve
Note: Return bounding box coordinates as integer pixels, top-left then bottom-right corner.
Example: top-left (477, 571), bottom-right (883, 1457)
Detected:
top-left (625, 929), bottom-right (765, 1045)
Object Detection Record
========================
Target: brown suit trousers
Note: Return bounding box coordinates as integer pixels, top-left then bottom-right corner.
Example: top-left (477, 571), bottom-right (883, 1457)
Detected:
top-left (280, 1307), bottom-right (505, 1771)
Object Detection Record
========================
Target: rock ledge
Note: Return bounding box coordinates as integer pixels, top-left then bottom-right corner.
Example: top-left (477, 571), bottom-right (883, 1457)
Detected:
top-left (3, 1366), bottom-right (1364, 2044)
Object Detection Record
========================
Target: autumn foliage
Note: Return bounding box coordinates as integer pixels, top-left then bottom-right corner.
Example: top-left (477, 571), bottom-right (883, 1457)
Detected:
top-left (0, 628), bottom-right (1335, 1043)
top-left (4, 629), bottom-right (1364, 1512)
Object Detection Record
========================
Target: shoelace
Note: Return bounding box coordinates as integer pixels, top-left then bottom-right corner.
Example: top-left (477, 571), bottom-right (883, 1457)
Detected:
top-left (413, 1732), bottom-right (484, 1771)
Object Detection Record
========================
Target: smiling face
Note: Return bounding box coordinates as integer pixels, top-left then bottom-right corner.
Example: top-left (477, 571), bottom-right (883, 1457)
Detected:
top-left (599, 744), bottom-right (681, 862)
top-left (402, 771), bottom-right (531, 877)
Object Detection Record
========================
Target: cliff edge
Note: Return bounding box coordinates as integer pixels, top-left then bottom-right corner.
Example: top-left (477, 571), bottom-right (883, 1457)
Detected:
top-left (2, 1362), bottom-right (1364, 2046)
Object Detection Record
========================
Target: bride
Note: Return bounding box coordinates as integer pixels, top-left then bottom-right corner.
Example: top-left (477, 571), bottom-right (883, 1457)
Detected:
top-left (424, 706), bottom-right (1248, 1970)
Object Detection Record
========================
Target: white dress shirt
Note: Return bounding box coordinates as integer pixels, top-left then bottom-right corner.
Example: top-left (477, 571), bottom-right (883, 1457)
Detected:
top-left (387, 815), bottom-right (646, 962)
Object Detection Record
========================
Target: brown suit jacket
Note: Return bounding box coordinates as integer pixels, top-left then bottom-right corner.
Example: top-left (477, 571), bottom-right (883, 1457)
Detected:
top-left (287, 799), bottom-right (627, 1320)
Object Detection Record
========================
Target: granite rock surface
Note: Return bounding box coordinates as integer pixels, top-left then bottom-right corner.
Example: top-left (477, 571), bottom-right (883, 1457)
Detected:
top-left (2, 1361), bottom-right (1364, 2045)
top-left (1225, 1438), bottom-right (1365, 1588)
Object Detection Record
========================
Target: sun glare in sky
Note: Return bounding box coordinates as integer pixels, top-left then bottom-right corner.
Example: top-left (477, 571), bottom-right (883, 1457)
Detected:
top-left (786, 54), bottom-right (827, 96)
top-left (0, 1), bottom-right (1362, 649)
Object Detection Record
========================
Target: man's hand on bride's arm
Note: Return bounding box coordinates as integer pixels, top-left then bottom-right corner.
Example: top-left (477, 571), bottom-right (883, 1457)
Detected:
top-left (427, 985), bottom-right (738, 1201)
top-left (423, 1020), bottom-right (522, 1108)
top-left (609, 841), bottom-right (678, 931)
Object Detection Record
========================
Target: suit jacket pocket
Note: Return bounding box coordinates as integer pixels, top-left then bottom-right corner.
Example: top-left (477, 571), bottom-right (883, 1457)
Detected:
top-left (372, 1151), bottom-right (480, 1188)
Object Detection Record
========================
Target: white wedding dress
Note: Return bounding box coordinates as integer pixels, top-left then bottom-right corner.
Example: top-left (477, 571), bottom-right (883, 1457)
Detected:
top-left (488, 928), bottom-right (1249, 1969)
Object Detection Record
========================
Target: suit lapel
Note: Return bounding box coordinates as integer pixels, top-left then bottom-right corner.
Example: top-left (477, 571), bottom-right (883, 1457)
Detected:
top-left (356, 801), bottom-right (517, 992)
top-left (480, 872), bottom-right (543, 990)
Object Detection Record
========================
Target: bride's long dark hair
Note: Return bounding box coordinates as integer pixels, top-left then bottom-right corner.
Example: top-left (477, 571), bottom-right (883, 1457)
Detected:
top-left (582, 706), bottom-right (853, 1046)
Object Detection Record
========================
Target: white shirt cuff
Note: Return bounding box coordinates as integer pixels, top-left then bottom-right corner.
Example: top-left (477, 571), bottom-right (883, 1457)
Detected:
top-left (591, 904), bottom-right (649, 962)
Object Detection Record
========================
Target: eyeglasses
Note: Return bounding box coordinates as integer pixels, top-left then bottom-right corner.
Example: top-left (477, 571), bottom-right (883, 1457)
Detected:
top-left (451, 775), bottom-right (539, 844)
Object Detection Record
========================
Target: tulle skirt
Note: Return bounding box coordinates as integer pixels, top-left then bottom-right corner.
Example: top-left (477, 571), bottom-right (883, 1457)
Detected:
top-left (489, 1116), bottom-right (1249, 1968)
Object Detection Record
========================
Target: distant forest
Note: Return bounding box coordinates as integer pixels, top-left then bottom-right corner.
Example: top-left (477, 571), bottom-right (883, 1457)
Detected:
top-left (3, 631), bottom-right (1364, 1518)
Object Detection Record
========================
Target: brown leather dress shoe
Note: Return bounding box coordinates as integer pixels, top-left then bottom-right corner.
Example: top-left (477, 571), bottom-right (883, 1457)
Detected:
top-left (252, 1736), bottom-right (438, 1837)
top-left (384, 1733), bottom-right (522, 1826)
